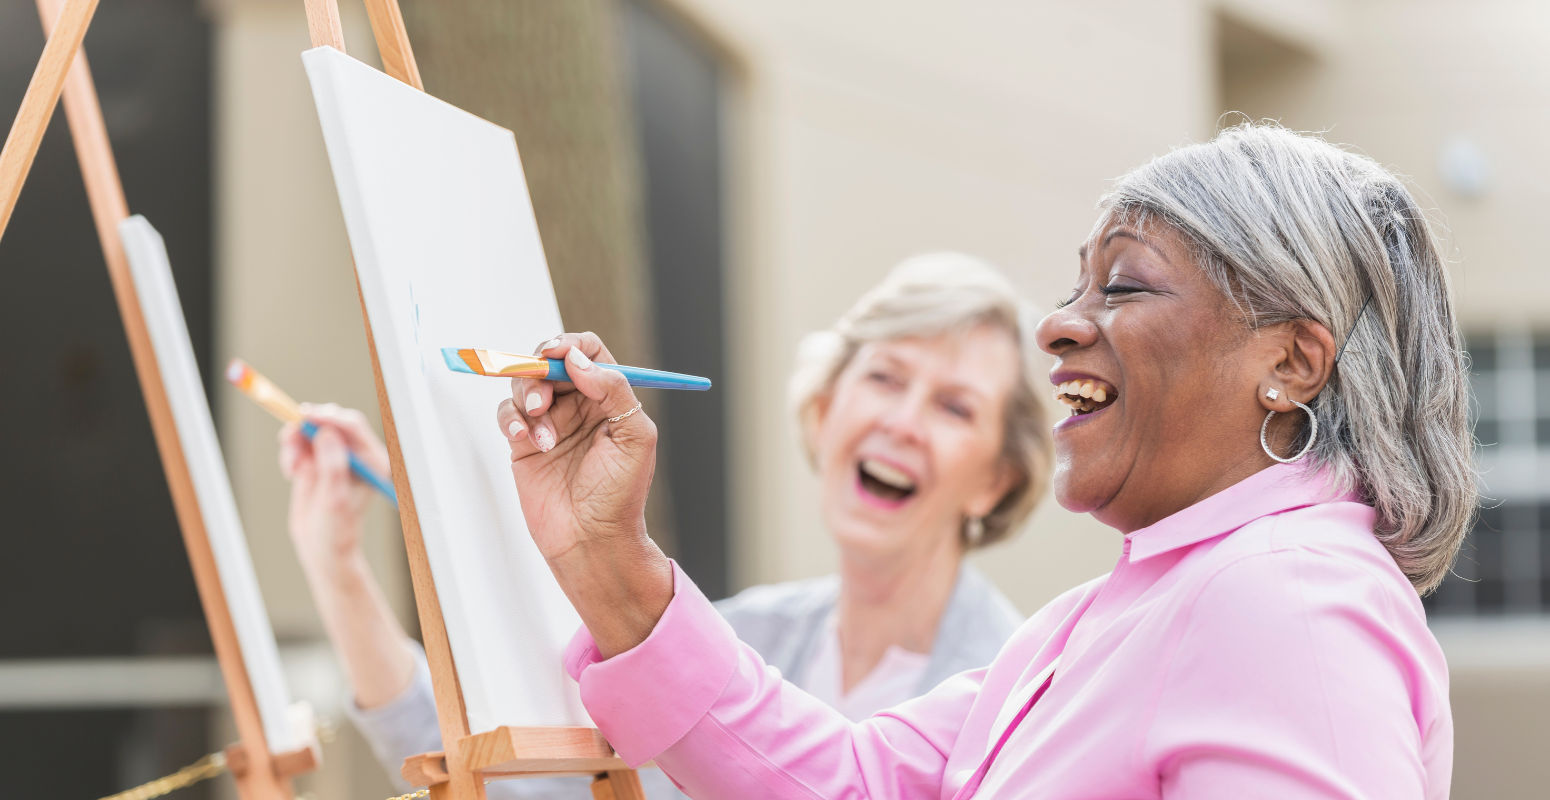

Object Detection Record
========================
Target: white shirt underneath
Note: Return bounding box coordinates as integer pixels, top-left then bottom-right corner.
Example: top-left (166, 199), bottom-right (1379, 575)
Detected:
top-left (798, 612), bottom-right (932, 722)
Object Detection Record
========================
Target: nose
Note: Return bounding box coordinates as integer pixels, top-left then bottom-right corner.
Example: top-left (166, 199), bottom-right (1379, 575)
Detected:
top-left (878, 385), bottom-right (929, 444)
top-left (1035, 302), bottom-right (1099, 356)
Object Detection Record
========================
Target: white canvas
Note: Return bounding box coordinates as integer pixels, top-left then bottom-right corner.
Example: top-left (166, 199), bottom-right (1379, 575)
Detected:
top-left (120, 215), bottom-right (301, 753)
top-left (302, 46), bottom-right (590, 732)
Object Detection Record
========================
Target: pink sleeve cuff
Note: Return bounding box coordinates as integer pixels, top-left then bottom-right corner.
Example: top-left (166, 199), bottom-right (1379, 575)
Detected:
top-left (562, 560), bottom-right (741, 767)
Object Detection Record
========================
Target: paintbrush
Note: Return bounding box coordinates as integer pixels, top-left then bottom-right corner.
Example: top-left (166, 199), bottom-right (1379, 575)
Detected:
top-left (225, 358), bottom-right (399, 504)
top-left (442, 348), bottom-right (712, 391)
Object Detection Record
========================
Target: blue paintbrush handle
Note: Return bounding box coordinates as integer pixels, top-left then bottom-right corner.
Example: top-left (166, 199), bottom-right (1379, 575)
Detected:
top-left (543, 359), bottom-right (712, 391)
top-left (300, 420), bottom-right (399, 505)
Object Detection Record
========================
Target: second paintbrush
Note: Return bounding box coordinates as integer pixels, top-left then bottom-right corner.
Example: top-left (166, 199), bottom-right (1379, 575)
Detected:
top-left (442, 347), bottom-right (712, 391)
top-left (226, 358), bottom-right (399, 504)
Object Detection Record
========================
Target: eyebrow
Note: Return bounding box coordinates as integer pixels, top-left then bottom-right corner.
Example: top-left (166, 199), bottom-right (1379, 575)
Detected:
top-left (1103, 227), bottom-right (1167, 258)
top-left (1079, 227), bottom-right (1166, 262)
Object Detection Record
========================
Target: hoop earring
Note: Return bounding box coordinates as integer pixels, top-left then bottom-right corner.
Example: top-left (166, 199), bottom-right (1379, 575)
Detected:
top-left (1260, 400), bottom-right (1318, 464)
top-left (964, 516), bottom-right (985, 547)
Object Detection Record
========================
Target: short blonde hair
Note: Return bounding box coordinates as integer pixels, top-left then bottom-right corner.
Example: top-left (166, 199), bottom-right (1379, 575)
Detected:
top-left (789, 253), bottom-right (1052, 549)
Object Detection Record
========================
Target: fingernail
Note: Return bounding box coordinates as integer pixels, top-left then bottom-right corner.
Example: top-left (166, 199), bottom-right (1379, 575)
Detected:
top-left (526, 392), bottom-right (542, 413)
top-left (533, 426), bottom-right (555, 452)
top-left (567, 347), bottom-right (593, 370)
top-left (507, 419), bottom-right (524, 438)
top-left (544, 337), bottom-right (563, 351)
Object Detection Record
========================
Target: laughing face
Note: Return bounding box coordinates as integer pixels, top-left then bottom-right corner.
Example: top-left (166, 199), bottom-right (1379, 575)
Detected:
top-left (810, 327), bottom-right (1019, 563)
top-left (1035, 220), bottom-right (1289, 533)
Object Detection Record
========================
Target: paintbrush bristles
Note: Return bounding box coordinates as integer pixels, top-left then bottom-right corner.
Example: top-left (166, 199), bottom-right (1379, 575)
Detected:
top-left (457, 349), bottom-right (485, 374)
top-left (226, 358), bottom-right (303, 423)
top-left (462, 348), bottom-right (551, 378)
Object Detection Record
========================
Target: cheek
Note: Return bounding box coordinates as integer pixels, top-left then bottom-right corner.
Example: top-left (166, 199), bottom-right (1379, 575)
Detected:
top-left (1111, 313), bottom-right (1224, 415)
top-left (932, 429), bottom-right (1002, 494)
top-left (814, 391), bottom-right (878, 470)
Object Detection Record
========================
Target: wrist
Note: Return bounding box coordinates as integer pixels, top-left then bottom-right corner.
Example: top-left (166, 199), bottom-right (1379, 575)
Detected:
top-left (298, 547), bottom-right (374, 602)
top-left (547, 535), bottom-right (673, 659)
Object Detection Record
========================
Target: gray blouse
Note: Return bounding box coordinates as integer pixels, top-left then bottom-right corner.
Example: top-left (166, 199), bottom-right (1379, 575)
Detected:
top-left (347, 564), bottom-right (1023, 798)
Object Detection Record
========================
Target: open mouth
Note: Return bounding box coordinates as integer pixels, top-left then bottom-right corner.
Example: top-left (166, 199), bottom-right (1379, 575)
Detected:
top-left (1054, 378), bottom-right (1117, 417)
top-left (857, 458), bottom-right (917, 503)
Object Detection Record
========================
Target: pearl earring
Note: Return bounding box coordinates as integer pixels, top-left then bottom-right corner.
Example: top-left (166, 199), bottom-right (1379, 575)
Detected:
top-left (964, 516), bottom-right (985, 547)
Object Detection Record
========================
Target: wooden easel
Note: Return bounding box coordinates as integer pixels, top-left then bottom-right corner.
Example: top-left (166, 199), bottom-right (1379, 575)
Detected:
top-left (0, 2), bottom-right (318, 798)
top-left (297, 2), bottom-right (646, 798)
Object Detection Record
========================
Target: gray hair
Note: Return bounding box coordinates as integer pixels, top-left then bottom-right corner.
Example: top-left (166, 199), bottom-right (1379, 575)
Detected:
top-left (1100, 123), bottom-right (1473, 594)
top-left (789, 253), bottom-right (1053, 549)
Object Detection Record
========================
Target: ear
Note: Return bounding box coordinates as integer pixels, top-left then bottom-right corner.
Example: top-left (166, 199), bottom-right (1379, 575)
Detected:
top-left (965, 458), bottom-right (1020, 520)
top-left (1256, 319), bottom-right (1337, 413)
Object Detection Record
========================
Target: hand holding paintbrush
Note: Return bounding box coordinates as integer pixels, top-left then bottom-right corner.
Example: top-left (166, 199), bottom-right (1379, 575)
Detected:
top-left (226, 358), bottom-right (398, 504)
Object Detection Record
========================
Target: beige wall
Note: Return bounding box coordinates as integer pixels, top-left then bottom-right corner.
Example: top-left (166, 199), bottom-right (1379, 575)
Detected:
top-left (210, 1), bottom-right (406, 797)
top-left (668, 0), bottom-right (1225, 612)
top-left (1225, 3), bottom-right (1550, 795)
top-left (1217, 0), bottom-right (1550, 328)
top-left (212, 0), bottom-right (410, 641)
top-left (668, 1), bottom-right (1550, 796)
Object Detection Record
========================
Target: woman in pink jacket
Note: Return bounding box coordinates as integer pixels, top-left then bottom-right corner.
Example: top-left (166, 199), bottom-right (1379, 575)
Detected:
top-left (497, 124), bottom-right (1473, 799)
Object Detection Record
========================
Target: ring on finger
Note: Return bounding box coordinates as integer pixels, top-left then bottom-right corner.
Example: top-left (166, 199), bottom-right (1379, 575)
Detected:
top-left (607, 401), bottom-right (643, 424)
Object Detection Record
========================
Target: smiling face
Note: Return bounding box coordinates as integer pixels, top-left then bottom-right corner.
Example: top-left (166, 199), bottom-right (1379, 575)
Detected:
top-left (1035, 220), bottom-right (1301, 532)
top-left (810, 327), bottom-right (1019, 564)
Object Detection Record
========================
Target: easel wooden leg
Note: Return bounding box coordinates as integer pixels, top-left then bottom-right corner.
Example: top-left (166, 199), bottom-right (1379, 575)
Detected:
top-left (428, 770), bottom-right (486, 800)
top-left (591, 770), bottom-right (647, 800)
top-left (0, 0), bottom-right (97, 239)
top-left (30, 0), bottom-right (304, 797)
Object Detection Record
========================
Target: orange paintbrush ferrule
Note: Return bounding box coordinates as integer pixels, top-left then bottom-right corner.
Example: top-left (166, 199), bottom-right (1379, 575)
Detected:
top-left (225, 358), bottom-right (303, 423)
top-left (449, 348), bottom-right (553, 378)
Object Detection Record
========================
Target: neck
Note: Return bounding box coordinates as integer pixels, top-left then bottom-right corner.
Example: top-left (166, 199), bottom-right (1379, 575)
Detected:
top-left (1101, 437), bottom-right (1275, 534)
top-left (835, 530), bottom-right (963, 692)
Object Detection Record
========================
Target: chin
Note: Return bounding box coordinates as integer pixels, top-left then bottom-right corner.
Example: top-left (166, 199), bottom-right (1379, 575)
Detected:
top-left (830, 522), bottom-right (910, 560)
top-left (1051, 462), bottom-right (1110, 515)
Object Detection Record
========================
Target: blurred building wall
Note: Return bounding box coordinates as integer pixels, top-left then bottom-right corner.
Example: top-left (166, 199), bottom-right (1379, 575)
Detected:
top-left (209, 0), bottom-right (406, 797)
top-left (1213, 3), bottom-right (1550, 796)
top-left (659, 1), bottom-right (1550, 796)
top-left (664, 0), bottom-right (1219, 621)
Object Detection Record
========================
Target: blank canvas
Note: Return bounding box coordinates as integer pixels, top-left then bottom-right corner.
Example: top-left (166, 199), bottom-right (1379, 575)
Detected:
top-left (121, 215), bottom-right (302, 753)
top-left (303, 46), bottom-right (590, 732)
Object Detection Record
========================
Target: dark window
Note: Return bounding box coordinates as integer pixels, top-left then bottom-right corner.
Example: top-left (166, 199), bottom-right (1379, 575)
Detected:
top-left (1534, 336), bottom-right (1550, 371)
top-left (620, 0), bottom-right (730, 599)
top-left (1476, 418), bottom-right (1500, 447)
top-left (1469, 334), bottom-right (1496, 372)
top-left (0, 0), bottom-right (214, 795)
top-left (1472, 525), bottom-right (1507, 612)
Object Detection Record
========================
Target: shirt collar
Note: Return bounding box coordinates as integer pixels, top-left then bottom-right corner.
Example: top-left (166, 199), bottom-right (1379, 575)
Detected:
top-left (1126, 463), bottom-right (1358, 563)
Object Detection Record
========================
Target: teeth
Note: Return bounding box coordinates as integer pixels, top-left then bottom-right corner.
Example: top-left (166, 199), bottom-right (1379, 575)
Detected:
top-left (860, 459), bottom-right (915, 491)
top-left (1053, 378), bottom-right (1115, 413)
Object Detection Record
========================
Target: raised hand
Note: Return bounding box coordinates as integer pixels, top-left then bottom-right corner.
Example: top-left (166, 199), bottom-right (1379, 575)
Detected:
top-left (496, 332), bottom-right (674, 658)
top-left (280, 403), bottom-right (391, 572)
top-left (278, 404), bottom-right (415, 709)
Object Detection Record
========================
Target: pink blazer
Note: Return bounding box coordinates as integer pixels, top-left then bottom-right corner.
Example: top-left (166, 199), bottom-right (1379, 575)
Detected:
top-left (565, 464), bottom-right (1453, 799)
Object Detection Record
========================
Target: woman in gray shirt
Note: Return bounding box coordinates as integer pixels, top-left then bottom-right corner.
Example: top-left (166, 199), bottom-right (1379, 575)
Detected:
top-left (281, 253), bottom-right (1051, 796)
